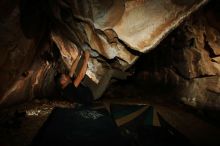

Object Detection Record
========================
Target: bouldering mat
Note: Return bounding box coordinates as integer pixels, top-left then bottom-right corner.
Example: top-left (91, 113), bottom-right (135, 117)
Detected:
top-left (31, 107), bottom-right (128, 146)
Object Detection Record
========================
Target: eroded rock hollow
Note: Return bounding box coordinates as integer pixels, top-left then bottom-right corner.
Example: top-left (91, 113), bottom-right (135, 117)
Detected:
top-left (0, 0), bottom-right (220, 109)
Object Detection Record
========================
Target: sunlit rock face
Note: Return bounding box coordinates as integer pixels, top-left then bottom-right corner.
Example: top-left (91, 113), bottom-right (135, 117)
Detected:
top-left (0, 0), bottom-right (214, 107)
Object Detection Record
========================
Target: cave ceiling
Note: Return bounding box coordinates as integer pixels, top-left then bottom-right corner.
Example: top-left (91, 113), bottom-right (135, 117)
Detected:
top-left (0, 0), bottom-right (211, 106)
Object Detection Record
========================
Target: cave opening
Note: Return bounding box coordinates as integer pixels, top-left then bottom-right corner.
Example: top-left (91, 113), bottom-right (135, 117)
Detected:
top-left (0, 0), bottom-right (220, 146)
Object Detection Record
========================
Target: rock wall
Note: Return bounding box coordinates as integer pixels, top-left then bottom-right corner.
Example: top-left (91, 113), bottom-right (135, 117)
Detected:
top-left (0, 0), bottom-right (64, 107)
top-left (0, 0), bottom-right (213, 107)
top-left (135, 1), bottom-right (220, 110)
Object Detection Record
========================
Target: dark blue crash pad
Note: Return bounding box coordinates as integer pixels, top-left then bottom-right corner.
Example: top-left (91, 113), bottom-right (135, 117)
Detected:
top-left (31, 107), bottom-right (128, 146)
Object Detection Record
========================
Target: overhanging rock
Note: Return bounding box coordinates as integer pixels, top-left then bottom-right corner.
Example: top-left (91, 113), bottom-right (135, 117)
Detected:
top-left (0, 0), bottom-right (210, 106)
top-left (60, 0), bottom-right (209, 82)
top-left (71, 0), bottom-right (209, 53)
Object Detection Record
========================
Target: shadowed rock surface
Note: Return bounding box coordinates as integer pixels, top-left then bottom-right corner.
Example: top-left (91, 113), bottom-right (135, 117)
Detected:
top-left (1, 0), bottom-right (217, 108)
top-left (0, 1), bottom-right (220, 145)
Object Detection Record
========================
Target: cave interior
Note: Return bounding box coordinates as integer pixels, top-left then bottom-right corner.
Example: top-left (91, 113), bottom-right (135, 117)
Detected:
top-left (0, 0), bottom-right (220, 146)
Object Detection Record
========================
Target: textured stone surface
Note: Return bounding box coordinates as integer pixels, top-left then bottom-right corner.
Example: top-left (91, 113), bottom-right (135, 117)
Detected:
top-left (56, 0), bottom-right (209, 82)
top-left (181, 76), bottom-right (220, 109)
top-left (133, 4), bottom-right (220, 109)
top-left (206, 26), bottom-right (220, 56)
top-left (212, 57), bottom-right (220, 63)
top-left (172, 18), bottom-right (220, 79)
top-left (0, 1), bottom-right (63, 106)
top-left (0, 5), bottom-right (53, 106)
top-left (0, 0), bottom-right (216, 107)
top-left (113, 0), bottom-right (209, 52)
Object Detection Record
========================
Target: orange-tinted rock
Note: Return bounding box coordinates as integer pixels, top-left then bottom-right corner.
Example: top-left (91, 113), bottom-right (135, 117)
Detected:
top-left (0, 0), bottom-right (218, 108)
